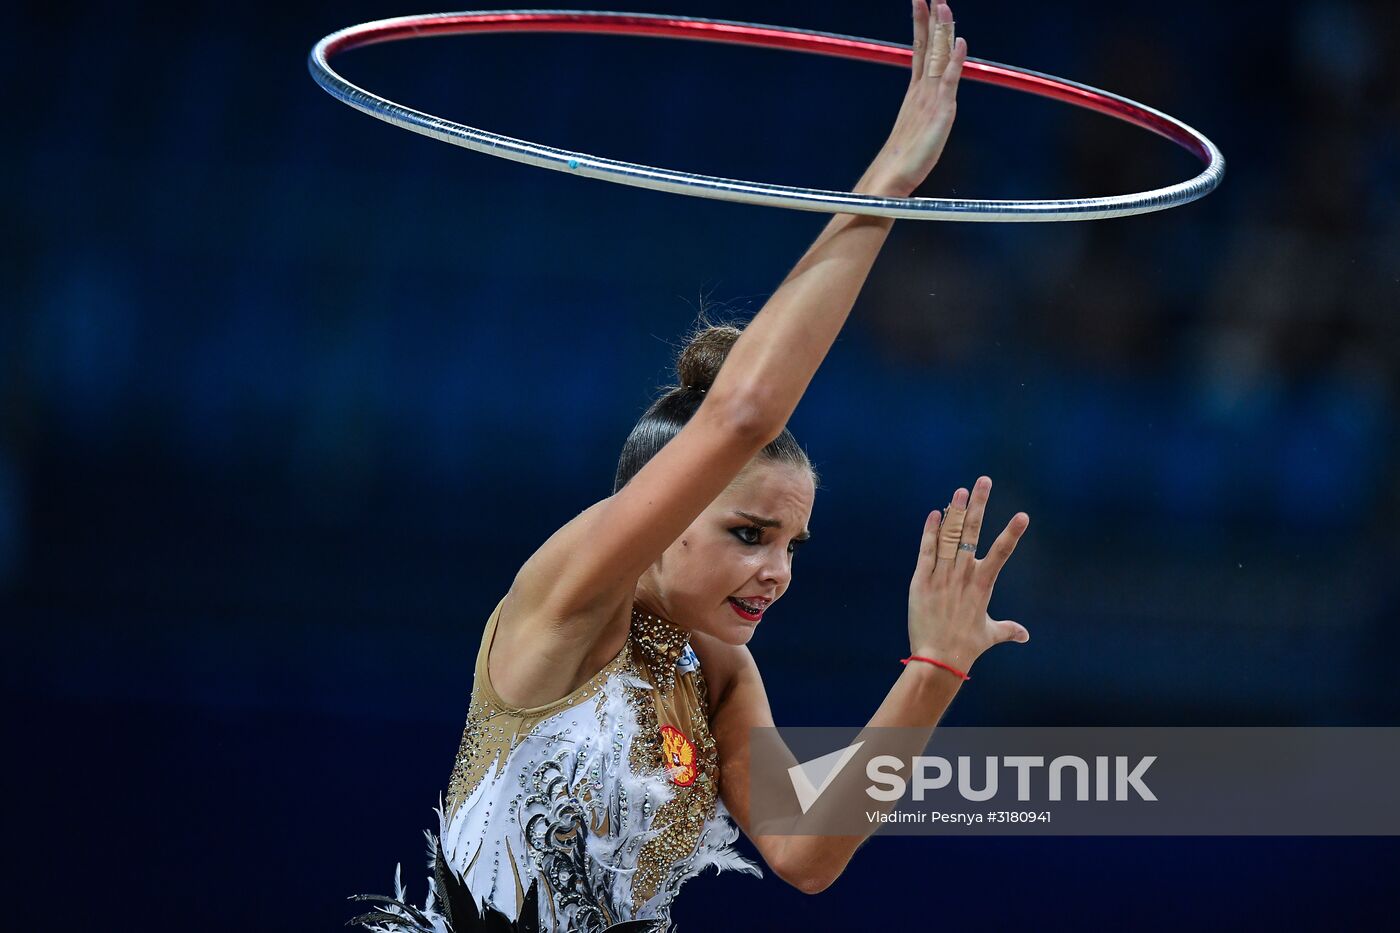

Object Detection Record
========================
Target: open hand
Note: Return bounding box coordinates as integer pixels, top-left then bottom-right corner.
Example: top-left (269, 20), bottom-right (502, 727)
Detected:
top-left (907, 476), bottom-right (1030, 676)
top-left (867, 1), bottom-right (968, 198)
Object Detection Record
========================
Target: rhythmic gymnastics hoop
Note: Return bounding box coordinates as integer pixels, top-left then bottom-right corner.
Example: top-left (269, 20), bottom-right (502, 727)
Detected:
top-left (308, 10), bottom-right (1225, 222)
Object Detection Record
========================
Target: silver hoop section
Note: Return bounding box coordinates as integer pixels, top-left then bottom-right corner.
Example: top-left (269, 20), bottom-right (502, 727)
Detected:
top-left (308, 10), bottom-right (1225, 222)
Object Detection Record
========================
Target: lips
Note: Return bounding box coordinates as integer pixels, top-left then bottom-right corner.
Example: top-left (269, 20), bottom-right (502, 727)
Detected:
top-left (728, 597), bottom-right (767, 621)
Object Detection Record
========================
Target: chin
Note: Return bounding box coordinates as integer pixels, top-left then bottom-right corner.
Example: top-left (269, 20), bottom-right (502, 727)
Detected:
top-left (729, 625), bottom-right (758, 647)
top-left (694, 620), bottom-right (756, 648)
top-left (720, 616), bottom-right (760, 646)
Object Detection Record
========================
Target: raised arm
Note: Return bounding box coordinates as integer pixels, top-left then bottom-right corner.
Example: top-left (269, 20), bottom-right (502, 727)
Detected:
top-left (716, 0), bottom-right (969, 440)
top-left (503, 1), bottom-right (970, 675)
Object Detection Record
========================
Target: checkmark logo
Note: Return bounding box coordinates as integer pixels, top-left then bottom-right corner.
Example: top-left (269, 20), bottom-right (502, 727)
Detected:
top-left (787, 740), bottom-right (866, 814)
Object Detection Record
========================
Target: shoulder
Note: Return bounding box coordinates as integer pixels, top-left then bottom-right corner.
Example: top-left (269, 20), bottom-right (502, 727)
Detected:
top-left (510, 497), bottom-right (614, 623)
top-left (689, 631), bottom-right (757, 713)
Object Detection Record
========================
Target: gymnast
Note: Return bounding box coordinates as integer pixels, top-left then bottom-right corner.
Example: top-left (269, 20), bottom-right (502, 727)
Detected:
top-left (350, 4), bottom-right (1033, 931)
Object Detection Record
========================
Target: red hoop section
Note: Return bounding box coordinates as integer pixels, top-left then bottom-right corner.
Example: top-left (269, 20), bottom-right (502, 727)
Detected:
top-left (321, 11), bottom-right (1210, 164)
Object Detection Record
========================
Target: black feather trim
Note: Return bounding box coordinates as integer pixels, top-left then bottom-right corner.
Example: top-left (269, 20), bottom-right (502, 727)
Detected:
top-left (346, 892), bottom-right (438, 931)
top-left (434, 838), bottom-right (482, 930)
top-left (514, 878), bottom-right (542, 932)
top-left (354, 835), bottom-right (672, 932)
top-left (600, 920), bottom-right (668, 932)
top-left (432, 835), bottom-right (535, 931)
top-left (346, 907), bottom-right (425, 931)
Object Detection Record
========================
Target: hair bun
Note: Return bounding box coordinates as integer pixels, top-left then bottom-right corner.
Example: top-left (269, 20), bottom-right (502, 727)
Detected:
top-left (676, 323), bottom-right (742, 394)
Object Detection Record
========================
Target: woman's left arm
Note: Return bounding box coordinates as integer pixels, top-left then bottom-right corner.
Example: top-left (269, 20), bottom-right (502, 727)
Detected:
top-left (707, 639), bottom-right (964, 894)
top-left (708, 477), bottom-right (1031, 894)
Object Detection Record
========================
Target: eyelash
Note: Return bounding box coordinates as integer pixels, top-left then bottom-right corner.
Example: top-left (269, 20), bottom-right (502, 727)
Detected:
top-left (734, 525), bottom-right (805, 553)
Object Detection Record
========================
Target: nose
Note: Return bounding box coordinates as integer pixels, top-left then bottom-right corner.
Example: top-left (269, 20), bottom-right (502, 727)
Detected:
top-left (757, 547), bottom-right (792, 590)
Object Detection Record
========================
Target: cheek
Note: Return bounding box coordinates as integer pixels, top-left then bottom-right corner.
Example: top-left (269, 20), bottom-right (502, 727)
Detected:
top-left (682, 538), bottom-right (745, 588)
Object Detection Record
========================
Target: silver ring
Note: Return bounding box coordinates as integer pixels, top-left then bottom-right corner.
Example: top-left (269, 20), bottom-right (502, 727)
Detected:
top-left (957, 542), bottom-right (977, 553)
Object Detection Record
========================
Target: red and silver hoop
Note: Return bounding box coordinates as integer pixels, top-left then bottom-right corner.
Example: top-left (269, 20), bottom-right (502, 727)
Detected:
top-left (308, 9), bottom-right (1225, 222)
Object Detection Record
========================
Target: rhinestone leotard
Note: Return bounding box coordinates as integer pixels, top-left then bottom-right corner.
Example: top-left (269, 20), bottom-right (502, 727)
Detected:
top-left (434, 594), bottom-right (762, 931)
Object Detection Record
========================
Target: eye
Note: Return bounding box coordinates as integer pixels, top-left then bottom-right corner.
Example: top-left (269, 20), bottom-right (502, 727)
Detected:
top-left (732, 525), bottom-right (763, 545)
top-left (733, 525), bottom-right (806, 555)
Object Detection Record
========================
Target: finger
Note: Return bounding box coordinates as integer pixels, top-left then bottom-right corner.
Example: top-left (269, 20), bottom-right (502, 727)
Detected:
top-left (935, 486), bottom-right (968, 566)
top-left (979, 512), bottom-right (1029, 583)
top-left (909, 0), bottom-right (931, 83)
top-left (913, 508), bottom-right (942, 577)
top-left (992, 616), bottom-right (1030, 645)
top-left (926, 3), bottom-right (954, 79)
top-left (954, 475), bottom-right (990, 574)
top-left (940, 37), bottom-right (968, 101)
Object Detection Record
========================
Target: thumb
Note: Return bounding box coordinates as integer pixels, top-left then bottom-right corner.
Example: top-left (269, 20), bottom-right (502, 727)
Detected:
top-left (995, 619), bottom-right (1030, 645)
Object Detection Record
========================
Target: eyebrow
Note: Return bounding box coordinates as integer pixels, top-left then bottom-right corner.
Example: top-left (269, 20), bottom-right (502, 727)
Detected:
top-left (732, 510), bottom-right (811, 541)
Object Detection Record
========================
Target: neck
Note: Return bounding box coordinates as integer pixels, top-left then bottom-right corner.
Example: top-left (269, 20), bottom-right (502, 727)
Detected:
top-left (631, 602), bottom-right (691, 691)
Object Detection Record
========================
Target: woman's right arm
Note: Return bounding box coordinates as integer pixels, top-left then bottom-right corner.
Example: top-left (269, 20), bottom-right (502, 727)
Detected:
top-left (505, 2), bottom-right (968, 643)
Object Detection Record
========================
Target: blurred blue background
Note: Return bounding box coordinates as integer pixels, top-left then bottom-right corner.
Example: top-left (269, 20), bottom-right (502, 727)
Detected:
top-left (5, 0), bottom-right (1398, 927)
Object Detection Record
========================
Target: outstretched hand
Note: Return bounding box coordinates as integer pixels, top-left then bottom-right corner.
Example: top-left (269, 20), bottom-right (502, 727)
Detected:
top-left (866, 1), bottom-right (968, 198)
top-left (907, 476), bottom-right (1030, 676)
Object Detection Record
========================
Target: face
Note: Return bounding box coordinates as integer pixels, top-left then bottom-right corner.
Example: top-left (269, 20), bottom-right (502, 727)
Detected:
top-left (636, 459), bottom-right (815, 646)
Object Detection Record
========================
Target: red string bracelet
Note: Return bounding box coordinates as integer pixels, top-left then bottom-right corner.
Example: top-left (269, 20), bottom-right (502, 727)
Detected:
top-left (901, 655), bottom-right (971, 681)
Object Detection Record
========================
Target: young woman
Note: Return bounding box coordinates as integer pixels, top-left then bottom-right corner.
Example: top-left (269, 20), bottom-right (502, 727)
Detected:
top-left (351, 4), bottom-right (1030, 931)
